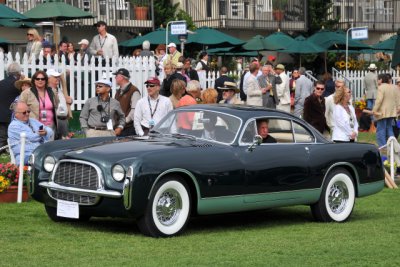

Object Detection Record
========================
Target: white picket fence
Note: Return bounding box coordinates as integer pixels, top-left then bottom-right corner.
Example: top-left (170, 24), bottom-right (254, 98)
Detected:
top-left (332, 68), bottom-right (400, 100)
top-left (2, 51), bottom-right (399, 111)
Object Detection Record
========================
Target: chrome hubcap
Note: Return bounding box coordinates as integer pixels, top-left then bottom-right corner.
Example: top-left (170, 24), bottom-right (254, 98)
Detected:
top-left (328, 181), bottom-right (349, 214)
top-left (156, 189), bottom-right (182, 226)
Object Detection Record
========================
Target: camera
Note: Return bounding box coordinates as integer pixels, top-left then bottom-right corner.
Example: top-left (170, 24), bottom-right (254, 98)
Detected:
top-left (101, 115), bottom-right (110, 123)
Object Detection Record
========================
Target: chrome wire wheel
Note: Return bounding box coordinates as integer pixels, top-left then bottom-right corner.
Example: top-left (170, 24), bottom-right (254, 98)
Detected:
top-left (155, 188), bottom-right (182, 226)
top-left (311, 168), bottom-right (355, 222)
top-left (328, 181), bottom-right (349, 214)
top-left (141, 178), bottom-right (190, 237)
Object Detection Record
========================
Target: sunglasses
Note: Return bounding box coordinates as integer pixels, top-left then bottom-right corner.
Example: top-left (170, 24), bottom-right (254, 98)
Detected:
top-left (315, 87), bottom-right (325, 90)
top-left (35, 77), bottom-right (46, 81)
top-left (17, 110), bottom-right (31, 115)
top-left (146, 84), bottom-right (156, 88)
top-left (96, 84), bottom-right (106, 88)
top-left (27, 33), bottom-right (33, 36)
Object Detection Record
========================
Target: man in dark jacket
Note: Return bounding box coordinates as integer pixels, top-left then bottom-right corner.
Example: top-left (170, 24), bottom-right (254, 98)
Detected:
top-left (113, 68), bottom-right (140, 136)
top-left (214, 66), bottom-right (234, 102)
top-left (303, 80), bottom-right (330, 136)
top-left (160, 61), bottom-right (186, 97)
top-left (0, 62), bottom-right (22, 150)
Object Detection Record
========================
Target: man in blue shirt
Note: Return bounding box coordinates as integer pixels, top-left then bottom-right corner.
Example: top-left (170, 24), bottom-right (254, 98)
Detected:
top-left (8, 102), bottom-right (53, 165)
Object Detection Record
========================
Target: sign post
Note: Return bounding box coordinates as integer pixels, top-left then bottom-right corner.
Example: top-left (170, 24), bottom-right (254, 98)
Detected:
top-left (166, 20), bottom-right (187, 55)
top-left (346, 25), bottom-right (368, 75)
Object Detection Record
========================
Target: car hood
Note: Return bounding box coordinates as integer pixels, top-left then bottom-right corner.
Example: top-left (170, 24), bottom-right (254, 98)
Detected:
top-left (63, 135), bottom-right (218, 162)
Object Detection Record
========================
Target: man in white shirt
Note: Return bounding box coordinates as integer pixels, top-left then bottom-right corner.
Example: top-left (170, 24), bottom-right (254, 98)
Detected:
top-left (89, 21), bottom-right (119, 60)
top-left (134, 77), bottom-right (173, 136)
top-left (274, 64), bottom-right (291, 113)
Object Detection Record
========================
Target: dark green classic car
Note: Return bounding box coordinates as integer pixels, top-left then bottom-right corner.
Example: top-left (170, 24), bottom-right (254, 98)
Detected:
top-left (29, 105), bottom-right (384, 237)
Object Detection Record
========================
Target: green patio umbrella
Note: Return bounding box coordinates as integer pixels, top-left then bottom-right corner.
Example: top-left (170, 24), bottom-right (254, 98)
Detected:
top-left (0, 37), bottom-right (9, 44)
top-left (391, 29), bottom-right (400, 69)
top-left (119, 28), bottom-right (180, 47)
top-left (242, 35), bottom-right (282, 51)
top-left (308, 29), bottom-right (370, 50)
top-left (206, 46), bottom-right (258, 57)
top-left (264, 31), bottom-right (295, 50)
top-left (187, 27), bottom-right (244, 48)
top-left (23, 0), bottom-right (94, 46)
top-left (0, 18), bottom-right (36, 28)
top-left (373, 34), bottom-right (398, 52)
top-left (279, 35), bottom-right (326, 67)
top-left (0, 4), bottom-right (26, 19)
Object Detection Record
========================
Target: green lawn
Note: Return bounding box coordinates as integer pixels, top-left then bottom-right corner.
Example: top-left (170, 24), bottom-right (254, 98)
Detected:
top-left (0, 189), bottom-right (399, 266)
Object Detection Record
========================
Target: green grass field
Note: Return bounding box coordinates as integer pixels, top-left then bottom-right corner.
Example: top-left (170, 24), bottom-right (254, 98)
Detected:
top-left (0, 189), bottom-right (399, 267)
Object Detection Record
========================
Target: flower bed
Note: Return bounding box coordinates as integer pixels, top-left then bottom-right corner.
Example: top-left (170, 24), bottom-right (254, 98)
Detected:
top-left (0, 163), bottom-right (29, 202)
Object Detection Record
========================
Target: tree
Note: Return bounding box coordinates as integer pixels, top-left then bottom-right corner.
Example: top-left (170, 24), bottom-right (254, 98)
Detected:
top-left (153, 0), bottom-right (180, 28)
top-left (307, 0), bottom-right (339, 35)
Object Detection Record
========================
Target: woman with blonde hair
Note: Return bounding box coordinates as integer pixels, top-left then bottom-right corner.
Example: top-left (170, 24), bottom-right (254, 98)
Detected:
top-left (201, 88), bottom-right (218, 104)
top-left (331, 86), bottom-right (358, 142)
top-left (26, 28), bottom-right (42, 61)
top-left (169, 79), bottom-right (186, 108)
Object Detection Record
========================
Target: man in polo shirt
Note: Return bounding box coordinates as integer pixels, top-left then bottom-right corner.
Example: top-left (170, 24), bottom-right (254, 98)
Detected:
top-left (79, 79), bottom-right (125, 138)
top-left (134, 77), bottom-right (173, 136)
top-left (113, 68), bottom-right (141, 136)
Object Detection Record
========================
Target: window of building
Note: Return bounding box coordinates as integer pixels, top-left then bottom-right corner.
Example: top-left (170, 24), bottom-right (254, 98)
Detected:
top-left (207, 0), bottom-right (212, 17)
top-left (219, 0), bottom-right (227, 16)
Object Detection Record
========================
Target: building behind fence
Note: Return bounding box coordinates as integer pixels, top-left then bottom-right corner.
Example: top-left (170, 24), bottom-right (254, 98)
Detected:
top-left (1, 52), bottom-right (399, 111)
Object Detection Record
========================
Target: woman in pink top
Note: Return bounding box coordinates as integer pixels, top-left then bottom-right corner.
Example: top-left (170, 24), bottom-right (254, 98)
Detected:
top-left (20, 70), bottom-right (59, 137)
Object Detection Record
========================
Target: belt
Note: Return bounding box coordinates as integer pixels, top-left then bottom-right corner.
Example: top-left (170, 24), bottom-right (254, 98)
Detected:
top-left (88, 126), bottom-right (108, 130)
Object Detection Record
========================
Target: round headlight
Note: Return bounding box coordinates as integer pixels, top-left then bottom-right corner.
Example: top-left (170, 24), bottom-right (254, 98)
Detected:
top-left (112, 164), bottom-right (125, 182)
top-left (43, 156), bottom-right (56, 172)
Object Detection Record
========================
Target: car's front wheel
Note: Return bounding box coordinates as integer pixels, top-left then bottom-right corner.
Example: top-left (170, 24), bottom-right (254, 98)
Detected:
top-left (137, 177), bottom-right (191, 237)
top-left (311, 168), bottom-right (355, 222)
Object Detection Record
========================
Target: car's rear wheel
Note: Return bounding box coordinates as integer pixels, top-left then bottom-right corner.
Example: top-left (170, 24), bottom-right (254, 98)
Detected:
top-left (137, 176), bottom-right (191, 237)
top-left (45, 205), bottom-right (90, 222)
top-left (311, 168), bottom-right (355, 222)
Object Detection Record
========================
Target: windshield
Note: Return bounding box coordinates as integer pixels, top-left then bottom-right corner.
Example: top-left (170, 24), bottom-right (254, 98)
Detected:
top-left (153, 109), bottom-right (241, 144)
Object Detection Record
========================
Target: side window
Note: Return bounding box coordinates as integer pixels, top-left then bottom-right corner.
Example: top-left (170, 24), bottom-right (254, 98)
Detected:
top-left (293, 122), bottom-right (314, 143)
top-left (241, 120), bottom-right (256, 143)
top-left (267, 118), bottom-right (294, 143)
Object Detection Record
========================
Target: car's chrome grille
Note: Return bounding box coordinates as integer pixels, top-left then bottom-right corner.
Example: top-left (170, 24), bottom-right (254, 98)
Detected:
top-left (49, 160), bottom-right (101, 205)
top-left (54, 161), bottom-right (98, 190)
top-left (49, 190), bottom-right (97, 205)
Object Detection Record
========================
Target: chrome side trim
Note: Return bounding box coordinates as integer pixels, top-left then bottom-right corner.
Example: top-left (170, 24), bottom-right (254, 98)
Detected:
top-left (39, 181), bottom-right (122, 198)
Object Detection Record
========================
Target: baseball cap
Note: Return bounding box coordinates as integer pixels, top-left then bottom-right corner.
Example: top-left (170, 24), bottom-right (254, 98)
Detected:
top-left (78, 39), bottom-right (89, 45)
top-left (167, 42), bottom-right (177, 48)
top-left (275, 64), bottom-right (285, 70)
top-left (95, 79), bottom-right (112, 87)
top-left (112, 68), bottom-right (130, 78)
top-left (94, 21), bottom-right (107, 27)
top-left (46, 69), bottom-right (61, 77)
top-left (144, 77), bottom-right (160, 86)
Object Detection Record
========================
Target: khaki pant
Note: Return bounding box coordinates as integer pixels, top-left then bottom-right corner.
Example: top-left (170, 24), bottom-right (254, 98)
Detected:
top-left (277, 103), bottom-right (291, 114)
top-left (86, 129), bottom-right (115, 138)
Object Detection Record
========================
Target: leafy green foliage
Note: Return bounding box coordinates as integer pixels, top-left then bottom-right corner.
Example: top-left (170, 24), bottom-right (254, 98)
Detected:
top-left (176, 9), bottom-right (196, 31)
top-left (153, 0), bottom-right (180, 28)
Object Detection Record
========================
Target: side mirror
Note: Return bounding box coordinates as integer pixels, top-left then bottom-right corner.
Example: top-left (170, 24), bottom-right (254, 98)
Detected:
top-left (248, 135), bottom-right (262, 152)
top-left (254, 135), bottom-right (262, 145)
